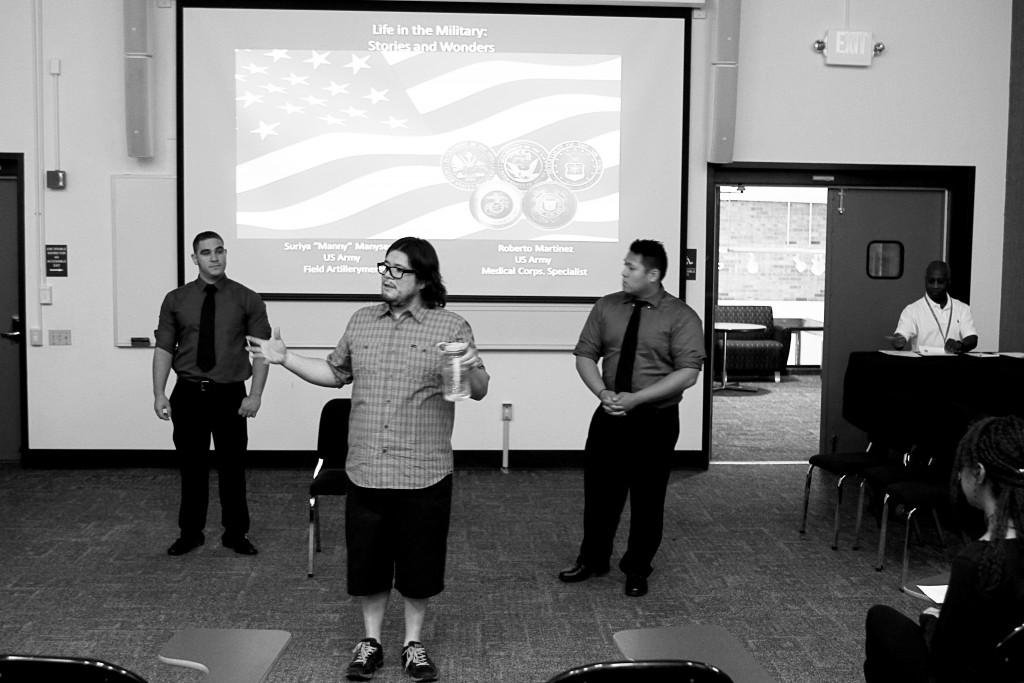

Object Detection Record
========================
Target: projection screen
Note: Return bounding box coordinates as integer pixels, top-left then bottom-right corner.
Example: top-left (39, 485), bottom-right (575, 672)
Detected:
top-left (179, 1), bottom-right (690, 301)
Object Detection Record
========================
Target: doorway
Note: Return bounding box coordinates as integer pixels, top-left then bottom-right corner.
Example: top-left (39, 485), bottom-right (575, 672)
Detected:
top-left (711, 184), bottom-right (826, 464)
top-left (0, 153), bottom-right (26, 462)
top-left (701, 164), bottom-right (975, 467)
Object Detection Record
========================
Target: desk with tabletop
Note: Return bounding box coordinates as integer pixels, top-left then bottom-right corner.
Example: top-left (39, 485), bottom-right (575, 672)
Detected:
top-left (158, 629), bottom-right (291, 683)
top-left (614, 624), bottom-right (776, 683)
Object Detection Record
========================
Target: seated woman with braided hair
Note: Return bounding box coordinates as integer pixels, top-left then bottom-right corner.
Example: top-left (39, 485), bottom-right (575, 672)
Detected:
top-left (863, 414), bottom-right (1024, 683)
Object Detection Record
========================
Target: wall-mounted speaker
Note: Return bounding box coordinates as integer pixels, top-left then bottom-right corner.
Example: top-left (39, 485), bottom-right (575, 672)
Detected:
top-left (123, 0), bottom-right (150, 55)
top-left (124, 55), bottom-right (154, 158)
top-left (710, 0), bottom-right (742, 65)
top-left (707, 63), bottom-right (738, 164)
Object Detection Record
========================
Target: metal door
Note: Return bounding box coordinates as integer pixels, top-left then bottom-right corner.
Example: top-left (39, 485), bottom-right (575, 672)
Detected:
top-left (820, 187), bottom-right (948, 454)
top-left (0, 169), bottom-right (24, 461)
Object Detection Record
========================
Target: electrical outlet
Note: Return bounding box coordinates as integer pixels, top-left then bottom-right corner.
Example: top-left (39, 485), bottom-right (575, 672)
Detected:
top-left (501, 402), bottom-right (513, 420)
top-left (29, 328), bottom-right (43, 346)
top-left (49, 329), bottom-right (71, 346)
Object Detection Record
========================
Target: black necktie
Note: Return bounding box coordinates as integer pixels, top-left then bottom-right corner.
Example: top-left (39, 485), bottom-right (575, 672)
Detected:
top-left (614, 300), bottom-right (645, 392)
top-left (197, 284), bottom-right (217, 372)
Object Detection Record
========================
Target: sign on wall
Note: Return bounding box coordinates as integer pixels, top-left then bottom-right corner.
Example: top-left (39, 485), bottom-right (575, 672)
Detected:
top-left (45, 244), bottom-right (67, 277)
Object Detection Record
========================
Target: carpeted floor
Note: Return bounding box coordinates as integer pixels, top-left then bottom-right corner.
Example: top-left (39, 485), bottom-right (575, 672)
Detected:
top-left (712, 374), bottom-right (822, 462)
top-left (0, 456), bottom-right (957, 682)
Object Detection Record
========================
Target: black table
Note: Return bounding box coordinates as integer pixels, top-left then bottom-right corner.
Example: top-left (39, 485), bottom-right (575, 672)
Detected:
top-left (842, 351), bottom-right (1024, 448)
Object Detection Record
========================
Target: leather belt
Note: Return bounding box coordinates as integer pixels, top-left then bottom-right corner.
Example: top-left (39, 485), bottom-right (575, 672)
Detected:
top-left (182, 378), bottom-right (241, 392)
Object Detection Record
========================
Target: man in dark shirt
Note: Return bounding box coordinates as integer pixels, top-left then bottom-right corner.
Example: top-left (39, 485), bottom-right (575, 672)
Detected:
top-left (153, 231), bottom-right (271, 556)
top-left (559, 239), bottom-right (705, 597)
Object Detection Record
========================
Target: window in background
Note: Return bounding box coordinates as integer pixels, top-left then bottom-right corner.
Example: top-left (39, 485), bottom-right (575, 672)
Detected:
top-left (718, 185), bottom-right (827, 366)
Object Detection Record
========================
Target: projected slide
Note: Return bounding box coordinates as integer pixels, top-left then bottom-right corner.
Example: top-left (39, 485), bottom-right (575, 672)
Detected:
top-left (236, 49), bottom-right (619, 241)
top-left (182, 5), bottom-right (687, 299)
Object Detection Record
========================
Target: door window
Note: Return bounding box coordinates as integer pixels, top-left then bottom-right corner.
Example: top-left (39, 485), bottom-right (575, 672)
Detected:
top-left (866, 241), bottom-right (903, 279)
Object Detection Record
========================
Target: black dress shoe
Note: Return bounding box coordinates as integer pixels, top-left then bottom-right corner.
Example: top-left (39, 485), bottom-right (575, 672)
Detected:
top-left (167, 535), bottom-right (204, 556)
top-left (624, 574), bottom-right (648, 597)
top-left (222, 536), bottom-right (258, 555)
top-left (558, 562), bottom-right (609, 583)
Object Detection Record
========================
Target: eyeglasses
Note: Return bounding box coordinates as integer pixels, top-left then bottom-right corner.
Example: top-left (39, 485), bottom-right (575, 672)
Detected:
top-left (377, 262), bottom-right (416, 279)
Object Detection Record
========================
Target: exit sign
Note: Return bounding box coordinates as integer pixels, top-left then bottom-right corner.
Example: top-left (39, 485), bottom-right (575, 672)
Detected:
top-left (825, 29), bottom-right (874, 67)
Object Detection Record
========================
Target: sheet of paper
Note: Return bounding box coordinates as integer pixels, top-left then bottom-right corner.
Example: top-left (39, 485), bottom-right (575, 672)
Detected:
top-left (1000, 352), bottom-right (1024, 359)
top-left (967, 351), bottom-right (1000, 358)
top-left (917, 346), bottom-right (952, 356)
top-left (918, 584), bottom-right (947, 604)
top-left (879, 350), bottom-right (920, 357)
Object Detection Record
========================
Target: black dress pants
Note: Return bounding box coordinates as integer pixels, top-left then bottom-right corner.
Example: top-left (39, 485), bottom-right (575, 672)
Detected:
top-left (170, 380), bottom-right (250, 539)
top-left (577, 404), bottom-right (679, 578)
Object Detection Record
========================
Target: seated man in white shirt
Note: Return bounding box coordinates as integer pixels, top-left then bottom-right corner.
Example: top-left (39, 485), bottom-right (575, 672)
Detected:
top-left (890, 260), bottom-right (978, 354)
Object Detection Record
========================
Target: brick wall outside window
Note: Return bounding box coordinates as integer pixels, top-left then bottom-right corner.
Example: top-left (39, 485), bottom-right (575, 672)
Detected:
top-left (718, 200), bottom-right (827, 302)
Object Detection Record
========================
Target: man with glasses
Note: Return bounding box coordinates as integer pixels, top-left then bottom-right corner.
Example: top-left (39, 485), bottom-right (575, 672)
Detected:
top-left (889, 260), bottom-right (978, 354)
top-left (153, 231), bottom-right (270, 557)
top-left (247, 236), bottom-right (488, 682)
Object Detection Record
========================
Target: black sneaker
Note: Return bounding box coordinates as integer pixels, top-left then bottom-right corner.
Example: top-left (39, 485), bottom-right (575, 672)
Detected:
top-left (401, 641), bottom-right (438, 682)
top-left (346, 637), bottom-right (383, 681)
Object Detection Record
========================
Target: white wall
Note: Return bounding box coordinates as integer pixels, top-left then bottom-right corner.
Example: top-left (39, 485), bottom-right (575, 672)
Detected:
top-left (0, 0), bottom-right (1012, 456)
top-left (729, 0), bottom-right (1010, 346)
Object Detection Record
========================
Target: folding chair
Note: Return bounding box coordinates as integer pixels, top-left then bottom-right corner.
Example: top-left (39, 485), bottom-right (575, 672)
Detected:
top-left (308, 397), bottom-right (350, 577)
top-left (799, 440), bottom-right (893, 549)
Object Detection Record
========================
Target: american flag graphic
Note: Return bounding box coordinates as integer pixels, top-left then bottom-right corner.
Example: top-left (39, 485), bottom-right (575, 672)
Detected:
top-left (234, 48), bottom-right (621, 241)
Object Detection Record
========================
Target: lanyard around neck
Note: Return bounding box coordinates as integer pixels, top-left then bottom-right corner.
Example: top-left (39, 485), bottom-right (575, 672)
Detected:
top-left (925, 296), bottom-right (953, 341)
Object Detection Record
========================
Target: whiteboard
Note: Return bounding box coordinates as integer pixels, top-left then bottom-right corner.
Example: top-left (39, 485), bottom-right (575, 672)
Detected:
top-left (112, 175), bottom-right (177, 347)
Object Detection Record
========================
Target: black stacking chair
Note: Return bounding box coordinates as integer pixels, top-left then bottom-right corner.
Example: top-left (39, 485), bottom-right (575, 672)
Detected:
top-left (877, 477), bottom-right (949, 589)
top-left (0, 654), bottom-right (148, 682)
top-left (799, 439), bottom-right (894, 549)
top-left (308, 397), bottom-right (351, 577)
top-left (851, 442), bottom-right (954, 588)
top-left (544, 660), bottom-right (734, 683)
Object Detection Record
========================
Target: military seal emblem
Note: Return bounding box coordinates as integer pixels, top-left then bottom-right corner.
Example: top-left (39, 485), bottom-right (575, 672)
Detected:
top-left (547, 141), bottom-right (602, 190)
top-left (523, 182), bottom-right (577, 229)
top-left (495, 140), bottom-right (548, 190)
top-left (469, 179), bottom-right (522, 229)
top-left (441, 141), bottom-right (496, 190)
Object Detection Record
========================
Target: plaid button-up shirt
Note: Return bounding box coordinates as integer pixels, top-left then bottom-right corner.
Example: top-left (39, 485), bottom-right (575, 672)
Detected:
top-left (326, 301), bottom-right (477, 489)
